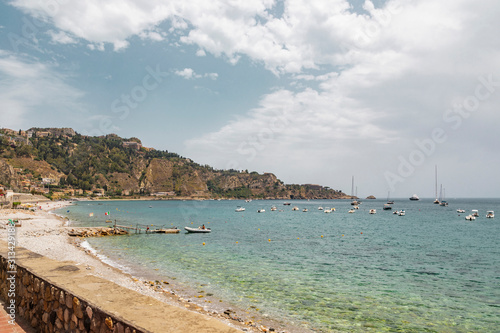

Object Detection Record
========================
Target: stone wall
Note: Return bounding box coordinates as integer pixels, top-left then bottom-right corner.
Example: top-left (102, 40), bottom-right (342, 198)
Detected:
top-left (0, 256), bottom-right (147, 333)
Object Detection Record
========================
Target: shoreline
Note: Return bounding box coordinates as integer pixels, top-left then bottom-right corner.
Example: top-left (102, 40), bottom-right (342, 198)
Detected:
top-left (0, 201), bottom-right (302, 333)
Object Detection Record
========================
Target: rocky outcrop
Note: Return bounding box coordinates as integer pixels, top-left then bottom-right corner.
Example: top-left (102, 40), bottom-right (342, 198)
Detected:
top-left (0, 158), bottom-right (19, 190)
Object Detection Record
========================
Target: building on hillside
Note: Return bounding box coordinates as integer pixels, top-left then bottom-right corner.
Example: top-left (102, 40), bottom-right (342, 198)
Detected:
top-left (152, 191), bottom-right (176, 196)
top-left (36, 131), bottom-right (51, 137)
top-left (93, 189), bottom-right (105, 196)
top-left (122, 141), bottom-right (142, 150)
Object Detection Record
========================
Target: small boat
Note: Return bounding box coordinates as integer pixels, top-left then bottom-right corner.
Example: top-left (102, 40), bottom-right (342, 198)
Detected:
top-left (331, 208), bottom-right (336, 212)
top-left (348, 209), bottom-right (355, 213)
top-left (271, 206), bottom-right (277, 211)
top-left (456, 209), bottom-right (465, 213)
top-left (302, 208), bottom-right (308, 212)
top-left (246, 199), bottom-right (252, 202)
top-left (257, 209), bottom-right (265, 213)
top-left (292, 206), bottom-right (299, 211)
top-left (486, 211), bottom-right (494, 218)
top-left (283, 202), bottom-right (291, 206)
top-left (471, 210), bottom-right (479, 217)
top-left (383, 204), bottom-right (392, 210)
top-left (409, 194), bottom-right (420, 201)
top-left (324, 208), bottom-right (332, 213)
top-left (235, 207), bottom-right (245, 212)
top-left (398, 210), bottom-right (405, 216)
top-left (386, 192), bottom-right (394, 205)
top-left (369, 209), bottom-right (376, 214)
top-left (318, 207), bottom-right (324, 210)
top-left (393, 210), bottom-right (399, 215)
top-left (184, 226), bottom-right (211, 233)
top-left (149, 205), bottom-right (153, 208)
top-left (354, 205), bottom-right (359, 210)
top-left (465, 215), bottom-right (476, 221)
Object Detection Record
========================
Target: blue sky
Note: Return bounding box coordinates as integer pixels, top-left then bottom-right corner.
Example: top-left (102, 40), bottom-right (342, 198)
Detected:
top-left (1, 0), bottom-right (499, 198)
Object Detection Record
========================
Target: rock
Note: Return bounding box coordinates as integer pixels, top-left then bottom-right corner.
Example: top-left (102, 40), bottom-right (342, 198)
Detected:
top-left (366, 195), bottom-right (376, 199)
top-left (42, 312), bottom-right (49, 323)
top-left (73, 297), bottom-right (83, 318)
top-left (86, 306), bottom-right (93, 319)
top-left (64, 308), bottom-right (70, 323)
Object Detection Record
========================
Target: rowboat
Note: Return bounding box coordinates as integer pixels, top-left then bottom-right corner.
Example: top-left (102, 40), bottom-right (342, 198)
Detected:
top-left (184, 227), bottom-right (211, 233)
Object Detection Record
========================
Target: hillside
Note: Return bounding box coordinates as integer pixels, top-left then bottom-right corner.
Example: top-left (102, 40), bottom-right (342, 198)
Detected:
top-left (0, 128), bottom-right (348, 200)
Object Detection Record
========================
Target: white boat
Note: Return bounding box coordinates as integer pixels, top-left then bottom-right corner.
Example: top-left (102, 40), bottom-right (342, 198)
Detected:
top-left (184, 226), bottom-right (211, 233)
top-left (348, 209), bottom-right (355, 213)
top-left (433, 165), bottom-right (440, 204)
top-left (393, 210), bottom-right (399, 215)
top-left (292, 206), bottom-right (299, 211)
top-left (324, 208), bottom-right (332, 213)
top-left (245, 199), bottom-right (252, 202)
top-left (271, 206), bottom-right (277, 211)
top-left (302, 208), bottom-right (308, 212)
top-left (369, 209), bottom-right (376, 214)
top-left (409, 194), bottom-right (420, 201)
top-left (456, 209), bottom-right (465, 213)
top-left (235, 207), bottom-right (245, 212)
top-left (318, 207), bottom-right (324, 210)
top-left (398, 210), bottom-right (405, 216)
top-left (486, 211), bottom-right (494, 218)
top-left (471, 210), bottom-right (479, 217)
top-left (257, 209), bottom-right (265, 213)
top-left (465, 215), bottom-right (476, 221)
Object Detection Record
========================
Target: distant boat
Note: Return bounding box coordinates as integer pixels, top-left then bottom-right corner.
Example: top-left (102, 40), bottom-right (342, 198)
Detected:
top-left (324, 208), bottom-right (332, 213)
top-left (318, 207), bottom-right (324, 210)
top-left (235, 207), bottom-right (245, 212)
top-left (257, 209), bottom-right (265, 213)
top-left (302, 208), bottom-right (308, 212)
top-left (486, 211), bottom-right (494, 218)
top-left (271, 206), bottom-right (277, 211)
top-left (350, 176), bottom-right (359, 205)
top-left (398, 210), bottom-right (406, 216)
top-left (369, 209), bottom-right (376, 214)
top-left (283, 202), bottom-right (291, 206)
top-left (348, 208), bottom-right (355, 213)
top-left (471, 210), bottom-right (479, 217)
top-left (465, 215), bottom-right (476, 221)
top-left (456, 209), bottom-right (465, 213)
top-left (383, 204), bottom-right (392, 210)
top-left (246, 199), bottom-right (252, 202)
top-left (409, 194), bottom-right (420, 201)
top-left (438, 185), bottom-right (448, 206)
top-left (433, 165), bottom-right (440, 204)
top-left (292, 206), bottom-right (299, 211)
top-left (387, 191), bottom-right (394, 205)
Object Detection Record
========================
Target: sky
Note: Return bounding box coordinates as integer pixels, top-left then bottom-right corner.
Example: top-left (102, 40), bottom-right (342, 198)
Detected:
top-left (0, 0), bottom-right (499, 198)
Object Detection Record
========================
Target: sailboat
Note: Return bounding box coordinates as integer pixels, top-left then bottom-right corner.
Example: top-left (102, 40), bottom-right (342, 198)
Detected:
top-left (350, 176), bottom-right (359, 206)
top-left (386, 191), bottom-right (394, 205)
top-left (433, 165), bottom-right (440, 204)
top-left (438, 185), bottom-right (448, 206)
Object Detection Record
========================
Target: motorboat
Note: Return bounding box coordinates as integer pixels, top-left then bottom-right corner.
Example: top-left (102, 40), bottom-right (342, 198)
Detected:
top-left (283, 202), bottom-right (291, 206)
top-left (486, 211), bottom-right (494, 218)
top-left (456, 209), bottom-right (465, 213)
top-left (348, 209), bottom-right (355, 213)
top-left (383, 204), bottom-right (392, 210)
top-left (409, 194), bottom-right (420, 201)
top-left (324, 208), bottom-right (332, 213)
top-left (302, 208), bottom-right (308, 212)
top-left (184, 226), bottom-right (211, 233)
top-left (398, 210), bottom-right (405, 216)
top-left (471, 210), bottom-right (479, 217)
top-left (235, 207), bottom-right (245, 212)
top-left (257, 209), bottom-right (265, 213)
top-left (369, 209), bottom-right (376, 214)
top-left (292, 206), bottom-right (299, 211)
top-left (271, 206), bottom-right (277, 211)
top-left (318, 207), bottom-right (324, 210)
top-left (465, 215), bottom-right (476, 221)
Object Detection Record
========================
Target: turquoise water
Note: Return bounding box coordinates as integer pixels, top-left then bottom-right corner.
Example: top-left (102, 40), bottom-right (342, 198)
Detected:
top-left (57, 199), bottom-right (500, 332)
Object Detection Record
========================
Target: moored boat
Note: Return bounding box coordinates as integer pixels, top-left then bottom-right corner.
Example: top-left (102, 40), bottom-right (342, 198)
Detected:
top-left (383, 204), bottom-right (392, 210)
top-left (398, 210), bottom-right (405, 216)
top-left (292, 206), bottom-right (299, 211)
top-left (456, 209), bottom-right (465, 213)
top-left (369, 209), bottom-right (376, 214)
top-left (184, 226), bottom-right (211, 233)
top-left (258, 209), bottom-right (265, 213)
top-left (465, 215), bottom-right (476, 221)
top-left (471, 210), bottom-right (479, 217)
top-left (235, 206), bottom-right (245, 212)
top-left (486, 211), bottom-right (494, 218)
top-left (409, 194), bottom-right (420, 201)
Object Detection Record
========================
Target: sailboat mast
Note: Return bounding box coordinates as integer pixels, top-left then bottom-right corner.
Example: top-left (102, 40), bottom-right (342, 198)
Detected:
top-left (435, 165), bottom-right (438, 200)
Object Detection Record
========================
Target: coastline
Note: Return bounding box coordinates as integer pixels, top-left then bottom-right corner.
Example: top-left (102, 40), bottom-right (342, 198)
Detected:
top-left (0, 201), bottom-right (297, 333)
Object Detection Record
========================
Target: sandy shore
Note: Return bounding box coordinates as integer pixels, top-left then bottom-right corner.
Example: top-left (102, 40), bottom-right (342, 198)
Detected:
top-left (0, 201), bottom-right (293, 333)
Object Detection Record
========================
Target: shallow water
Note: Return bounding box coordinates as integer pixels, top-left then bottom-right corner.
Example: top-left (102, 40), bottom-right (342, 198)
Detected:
top-left (57, 198), bottom-right (500, 332)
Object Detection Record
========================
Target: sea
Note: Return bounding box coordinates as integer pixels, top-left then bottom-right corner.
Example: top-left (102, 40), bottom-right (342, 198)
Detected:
top-left (55, 198), bottom-right (499, 332)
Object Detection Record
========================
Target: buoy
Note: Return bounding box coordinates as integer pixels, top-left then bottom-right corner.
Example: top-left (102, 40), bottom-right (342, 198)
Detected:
top-left (258, 228), bottom-right (260, 230)
top-left (268, 239), bottom-right (271, 242)
top-left (235, 241), bottom-right (238, 244)
top-left (297, 237), bottom-right (300, 240)
top-left (321, 235), bottom-right (324, 238)
top-left (202, 242), bottom-right (205, 246)
top-left (360, 232), bottom-right (363, 234)
top-left (342, 234), bottom-right (344, 237)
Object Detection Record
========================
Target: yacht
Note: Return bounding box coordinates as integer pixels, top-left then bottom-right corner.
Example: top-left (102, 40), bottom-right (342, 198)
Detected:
top-left (433, 165), bottom-right (440, 204)
top-left (409, 194), bottom-right (420, 201)
top-left (383, 204), bottom-right (392, 210)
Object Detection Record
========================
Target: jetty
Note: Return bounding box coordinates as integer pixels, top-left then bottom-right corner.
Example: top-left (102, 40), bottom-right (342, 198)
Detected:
top-left (67, 221), bottom-right (179, 237)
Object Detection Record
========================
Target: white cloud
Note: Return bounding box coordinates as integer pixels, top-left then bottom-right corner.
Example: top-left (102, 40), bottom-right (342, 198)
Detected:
top-left (47, 30), bottom-right (76, 44)
top-left (0, 51), bottom-right (86, 129)
top-left (174, 68), bottom-right (218, 80)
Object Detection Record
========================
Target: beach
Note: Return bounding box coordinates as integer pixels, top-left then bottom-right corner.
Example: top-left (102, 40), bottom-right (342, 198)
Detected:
top-left (0, 201), bottom-right (288, 333)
